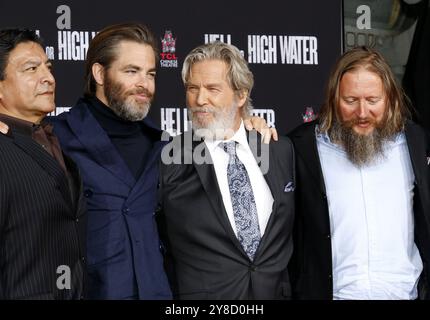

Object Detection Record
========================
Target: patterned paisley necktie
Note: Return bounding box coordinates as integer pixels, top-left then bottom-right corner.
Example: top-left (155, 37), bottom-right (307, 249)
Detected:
top-left (221, 141), bottom-right (261, 260)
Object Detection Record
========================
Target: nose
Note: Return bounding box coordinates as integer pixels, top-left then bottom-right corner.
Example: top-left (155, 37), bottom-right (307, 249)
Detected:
top-left (357, 100), bottom-right (369, 119)
top-left (195, 88), bottom-right (208, 106)
top-left (41, 65), bottom-right (55, 86)
top-left (136, 74), bottom-right (151, 90)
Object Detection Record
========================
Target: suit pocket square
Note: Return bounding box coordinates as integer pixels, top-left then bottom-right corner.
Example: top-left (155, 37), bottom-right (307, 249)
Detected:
top-left (427, 156), bottom-right (430, 166)
top-left (284, 182), bottom-right (295, 192)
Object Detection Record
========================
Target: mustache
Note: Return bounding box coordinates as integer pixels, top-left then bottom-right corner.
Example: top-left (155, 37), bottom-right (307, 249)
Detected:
top-left (189, 106), bottom-right (217, 114)
top-left (344, 117), bottom-right (376, 126)
top-left (127, 88), bottom-right (153, 99)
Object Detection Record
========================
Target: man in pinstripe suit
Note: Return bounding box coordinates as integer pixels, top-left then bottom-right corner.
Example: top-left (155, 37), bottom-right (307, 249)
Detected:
top-left (0, 28), bottom-right (86, 299)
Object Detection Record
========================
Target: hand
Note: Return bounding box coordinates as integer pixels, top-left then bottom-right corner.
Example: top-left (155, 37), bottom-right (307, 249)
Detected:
top-left (0, 121), bottom-right (9, 135)
top-left (243, 116), bottom-right (278, 144)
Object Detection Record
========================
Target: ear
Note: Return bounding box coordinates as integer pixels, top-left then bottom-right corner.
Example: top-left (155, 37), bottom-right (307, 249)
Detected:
top-left (92, 63), bottom-right (105, 86)
top-left (236, 89), bottom-right (248, 109)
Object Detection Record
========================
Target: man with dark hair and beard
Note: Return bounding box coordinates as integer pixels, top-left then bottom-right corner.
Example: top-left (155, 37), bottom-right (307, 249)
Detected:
top-left (44, 22), bottom-right (171, 300)
top-left (288, 46), bottom-right (430, 300)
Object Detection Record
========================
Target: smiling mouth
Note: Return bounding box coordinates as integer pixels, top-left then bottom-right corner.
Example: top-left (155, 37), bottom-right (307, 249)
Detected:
top-left (133, 93), bottom-right (151, 101)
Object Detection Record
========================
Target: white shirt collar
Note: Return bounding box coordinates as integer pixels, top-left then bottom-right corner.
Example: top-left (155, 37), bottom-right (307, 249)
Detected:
top-left (204, 121), bottom-right (248, 153)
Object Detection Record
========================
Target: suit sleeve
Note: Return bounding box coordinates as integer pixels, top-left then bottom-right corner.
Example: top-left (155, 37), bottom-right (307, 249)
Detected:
top-left (0, 159), bottom-right (8, 299)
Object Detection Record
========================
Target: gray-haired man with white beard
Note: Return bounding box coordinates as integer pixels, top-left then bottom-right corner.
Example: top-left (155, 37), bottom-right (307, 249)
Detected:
top-left (157, 42), bottom-right (295, 300)
top-left (288, 46), bottom-right (430, 300)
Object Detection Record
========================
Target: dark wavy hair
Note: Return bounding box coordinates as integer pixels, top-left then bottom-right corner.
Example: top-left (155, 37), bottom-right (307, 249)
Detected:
top-left (0, 28), bottom-right (43, 80)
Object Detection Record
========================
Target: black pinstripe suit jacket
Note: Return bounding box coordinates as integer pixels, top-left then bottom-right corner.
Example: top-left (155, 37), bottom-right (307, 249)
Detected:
top-left (0, 126), bottom-right (86, 300)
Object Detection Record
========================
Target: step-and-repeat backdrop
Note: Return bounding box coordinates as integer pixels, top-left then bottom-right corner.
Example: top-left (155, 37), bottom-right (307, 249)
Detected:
top-left (0, 0), bottom-right (343, 134)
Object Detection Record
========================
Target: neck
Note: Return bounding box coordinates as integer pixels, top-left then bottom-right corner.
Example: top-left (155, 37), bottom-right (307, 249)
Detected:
top-left (0, 107), bottom-right (44, 124)
top-left (95, 90), bottom-right (110, 108)
top-left (222, 116), bottom-right (242, 140)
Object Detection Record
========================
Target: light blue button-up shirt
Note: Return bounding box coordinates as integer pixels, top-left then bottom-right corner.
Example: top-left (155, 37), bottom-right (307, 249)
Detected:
top-left (316, 126), bottom-right (423, 300)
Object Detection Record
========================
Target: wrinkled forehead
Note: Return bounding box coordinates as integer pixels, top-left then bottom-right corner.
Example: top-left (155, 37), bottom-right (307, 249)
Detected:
top-left (110, 40), bottom-right (156, 66)
top-left (7, 41), bottom-right (47, 66)
top-left (188, 59), bottom-right (230, 84)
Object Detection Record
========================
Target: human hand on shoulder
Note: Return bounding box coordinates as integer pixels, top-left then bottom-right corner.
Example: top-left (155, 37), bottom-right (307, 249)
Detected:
top-left (0, 121), bottom-right (9, 135)
top-left (243, 116), bottom-right (278, 144)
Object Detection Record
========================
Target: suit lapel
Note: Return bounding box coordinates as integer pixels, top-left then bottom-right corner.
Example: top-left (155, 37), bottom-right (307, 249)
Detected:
top-left (405, 121), bottom-right (426, 185)
top-left (247, 130), bottom-right (280, 206)
top-left (65, 101), bottom-right (135, 188)
top-left (291, 123), bottom-right (327, 195)
top-left (12, 133), bottom-right (73, 212)
top-left (246, 131), bottom-right (282, 257)
top-left (64, 153), bottom-right (84, 216)
top-left (192, 138), bottom-right (248, 258)
top-left (405, 122), bottom-right (430, 224)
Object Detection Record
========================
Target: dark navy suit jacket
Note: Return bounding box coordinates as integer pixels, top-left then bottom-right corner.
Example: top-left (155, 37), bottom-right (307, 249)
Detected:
top-left (50, 97), bottom-right (172, 299)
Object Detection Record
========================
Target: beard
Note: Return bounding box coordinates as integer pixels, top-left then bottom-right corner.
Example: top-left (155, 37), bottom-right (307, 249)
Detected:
top-left (188, 103), bottom-right (239, 140)
top-left (104, 74), bottom-right (153, 122)
top-left (328, 117), bottom-right (397, 167)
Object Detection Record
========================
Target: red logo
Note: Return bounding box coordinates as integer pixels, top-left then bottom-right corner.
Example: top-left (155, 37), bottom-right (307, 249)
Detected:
top-left (160, 30), bottom-right (178, 68)
top-left (302, 107), bottom-right (317, 123)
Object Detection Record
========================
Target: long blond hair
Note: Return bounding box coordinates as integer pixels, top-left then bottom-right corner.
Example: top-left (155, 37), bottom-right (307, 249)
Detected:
top-left (319, 46), bottom-right (411, 135)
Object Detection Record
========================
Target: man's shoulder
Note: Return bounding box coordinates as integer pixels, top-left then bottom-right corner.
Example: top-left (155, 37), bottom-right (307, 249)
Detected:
top-left (273, 134), bottom-right (293, 147)
top-left (160, 131), bottom-right (194, 166)
top-left (0, 131), bottom-right (33, 161)
top-left (287, 120), bottom-right (318, 139)
top-left (266, 135), bottom-right (294, 159)
top-left (50, 97), bottom-right (90, 123)
top-left (405, 120), bottom-right (430, 139)
top-left (0, 131), bottom-right (13, 146)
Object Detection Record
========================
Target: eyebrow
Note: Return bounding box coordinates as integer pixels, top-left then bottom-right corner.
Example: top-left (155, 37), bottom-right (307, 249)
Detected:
top-left (122, 64), bottom-right (156, 73)
top-left (22, 59), bottom-right (41, 66)
top-left (22, 59), bottom-right (52, 67)
top-left (122, 64), bottom-right (140, 70)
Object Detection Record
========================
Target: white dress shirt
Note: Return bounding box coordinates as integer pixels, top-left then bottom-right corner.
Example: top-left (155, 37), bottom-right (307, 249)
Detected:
top-left (316, 127), bottom-right (423, 300)
top-left (204, 121), bottom-right (274, 237)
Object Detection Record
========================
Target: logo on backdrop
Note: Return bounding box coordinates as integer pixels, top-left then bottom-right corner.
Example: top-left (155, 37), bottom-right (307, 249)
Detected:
top-left (204, 33), bottom-right (319, 65)
top-left (160, 30), bottom-right (178, 68)
top-left (54, 5), bottom-right (97, 61)
top-left (302, 107), bottom-right (317, 123)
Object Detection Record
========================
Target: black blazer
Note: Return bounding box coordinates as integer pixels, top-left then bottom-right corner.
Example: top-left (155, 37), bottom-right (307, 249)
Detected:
top-left (157, 131), bottom-right (295, 300)
top-left (0, 128), bottom-right (86, 299)
top-left (288, 120), bottom-right (430, 300)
